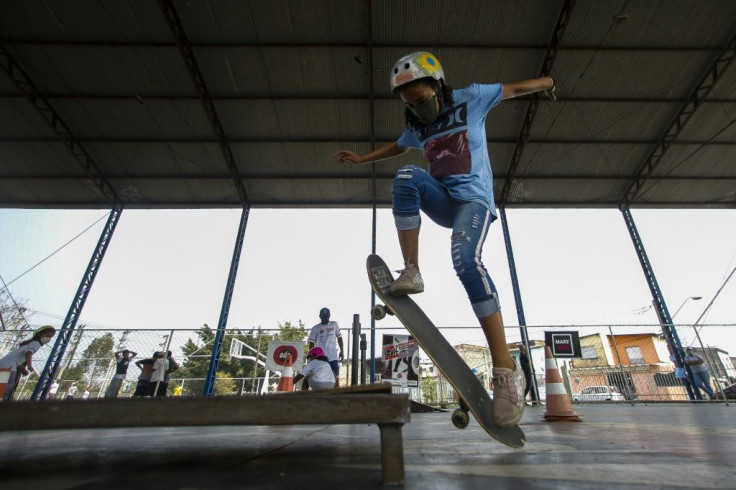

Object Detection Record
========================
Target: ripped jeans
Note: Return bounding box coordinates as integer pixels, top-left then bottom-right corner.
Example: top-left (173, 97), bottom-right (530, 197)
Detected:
top-left (392, 165), bottom-right (500, 318)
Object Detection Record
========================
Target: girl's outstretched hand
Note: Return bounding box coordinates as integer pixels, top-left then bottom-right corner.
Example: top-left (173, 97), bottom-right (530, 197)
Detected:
top-left (334, 149), bottom-right (363, 164)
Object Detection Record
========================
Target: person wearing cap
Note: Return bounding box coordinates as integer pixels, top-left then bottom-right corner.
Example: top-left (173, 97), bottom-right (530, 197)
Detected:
top-left (293, 347), bottom-right (336, 390)
top-left (334, 52), bottom-right (555, 428)
top-left (0, 325), bottom-right (56, 401)
top-left (684, 347), bottom-right (715, 400)
top-left (308, 307), bottom-right (344, 387)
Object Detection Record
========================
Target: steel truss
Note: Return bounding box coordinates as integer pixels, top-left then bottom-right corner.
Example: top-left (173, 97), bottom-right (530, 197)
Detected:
top-left (621, 30), bottom-right (736, 207)
top-left (0, 44), bottom-right (119, 203)
top-left (204, 206), bottom-right (250, 396)
top-left (500, 0), bottom-right (575, 205)
top-left (620, 208), bottom-right (698, 400)
top-left (500, 206), bottom-right (540, 402)
top-left (31, 206), bottom-right (123, 400)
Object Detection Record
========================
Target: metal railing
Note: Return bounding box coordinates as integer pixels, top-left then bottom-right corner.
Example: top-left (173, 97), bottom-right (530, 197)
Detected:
top-left (2, 323), bottom-right (733, 405)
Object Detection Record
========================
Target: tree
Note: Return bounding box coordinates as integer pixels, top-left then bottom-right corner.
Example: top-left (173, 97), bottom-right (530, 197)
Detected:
top-left (277, 320), bottom-right (308, 343)
top-left (421, 374), bottom-right (438, 406)
top-left (63, 333), bottom-right (115, 389)
top-left (0, 291), bottom-right (32, 354)
top-left (176, 321), bottom-right (308, 396)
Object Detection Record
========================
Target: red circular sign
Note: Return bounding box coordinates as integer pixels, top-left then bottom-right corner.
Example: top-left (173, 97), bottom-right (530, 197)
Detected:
top-left (272, 345), bottom-right (299, 366)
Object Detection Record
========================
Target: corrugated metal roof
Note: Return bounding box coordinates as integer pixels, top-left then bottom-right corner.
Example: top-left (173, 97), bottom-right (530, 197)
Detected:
top-left (0, 0), bottom-right (734, 209)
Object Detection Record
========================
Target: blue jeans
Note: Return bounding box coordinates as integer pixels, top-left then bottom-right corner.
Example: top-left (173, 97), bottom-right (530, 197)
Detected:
top-left (329, 360), bottom-right (340, 377)
top-left (692, 370), bottom-right (715, 399)
top-left (392, 165), bottom-right (500, 318)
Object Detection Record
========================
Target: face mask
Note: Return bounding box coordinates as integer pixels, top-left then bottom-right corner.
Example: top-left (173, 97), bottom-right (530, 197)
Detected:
top-left (409, 94), bottom-right (439, 125)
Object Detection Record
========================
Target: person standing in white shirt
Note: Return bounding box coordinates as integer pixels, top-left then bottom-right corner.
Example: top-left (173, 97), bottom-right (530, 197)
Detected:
top-left (308, 307), bottom-right (344, 387)
top-left (48, 380), bottom-right (60, 400)
top-left (150, 351), bottom-right (168, 396)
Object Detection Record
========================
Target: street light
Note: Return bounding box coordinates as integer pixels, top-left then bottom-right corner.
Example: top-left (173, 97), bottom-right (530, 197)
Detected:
top-left (672, 296), bottom-right (702, 320)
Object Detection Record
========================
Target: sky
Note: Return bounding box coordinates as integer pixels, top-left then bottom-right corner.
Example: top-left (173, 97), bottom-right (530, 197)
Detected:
top-left (1, 207), bottom-right (735, 359)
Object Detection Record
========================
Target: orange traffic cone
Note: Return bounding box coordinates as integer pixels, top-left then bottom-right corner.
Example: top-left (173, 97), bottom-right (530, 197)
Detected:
top-left (543, 346), bottom-right (582, 422)
top-left (0, 367), bottom-right (12, 401)
top-left (277, 352), bottom-right (295, 392)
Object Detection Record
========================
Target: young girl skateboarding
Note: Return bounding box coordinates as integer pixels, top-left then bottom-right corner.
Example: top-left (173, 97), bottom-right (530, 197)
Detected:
top-left (334, 51), bottom-right (555, 428)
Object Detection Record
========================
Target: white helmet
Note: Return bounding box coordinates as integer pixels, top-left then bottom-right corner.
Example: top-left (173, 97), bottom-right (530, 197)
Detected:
top-left (390, 51), bottom-right (444, 92)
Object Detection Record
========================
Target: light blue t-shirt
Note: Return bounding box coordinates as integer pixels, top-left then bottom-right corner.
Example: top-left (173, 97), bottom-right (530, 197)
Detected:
top-left (397, 83), bottom-right (503, 215)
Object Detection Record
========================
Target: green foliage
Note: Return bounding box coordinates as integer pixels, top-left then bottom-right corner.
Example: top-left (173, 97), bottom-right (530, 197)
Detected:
top-left (63, 333), bottom-right (115, 388)
top-left (277, 320), bottom-right (308, 343)
top-left (421, 374), bottom-right (438, 405)
top-left (213, 376), bottom-right (237, 396)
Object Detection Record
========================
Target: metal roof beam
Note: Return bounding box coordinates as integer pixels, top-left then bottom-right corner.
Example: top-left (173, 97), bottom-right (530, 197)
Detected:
top-left (499, 0), bottom-right (575, 205)
top-left (3, 94), bottom-right (736, 104)
top-left (157, 0), bottom-right (248, 205)
top-left (0, 41), bottom-right (726, 52)
top-left (4, 137), bottom-right (736, 145)
top-left (0, 44), bottom-right (119, 204)
top-left (620, 30), bottom-right (736, 208)
top-left (1, 200), bottom-right (731, 209)
top-left (6, 174), bottom-right (733, 182)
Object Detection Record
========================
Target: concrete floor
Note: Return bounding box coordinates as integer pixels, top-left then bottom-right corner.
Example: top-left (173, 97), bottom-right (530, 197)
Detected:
top-left (1, 403), bottom-right (734, 489)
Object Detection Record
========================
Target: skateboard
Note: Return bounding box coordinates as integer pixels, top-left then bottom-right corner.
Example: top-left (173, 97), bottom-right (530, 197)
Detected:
top-left (367, 254), bottom-right (525, 448)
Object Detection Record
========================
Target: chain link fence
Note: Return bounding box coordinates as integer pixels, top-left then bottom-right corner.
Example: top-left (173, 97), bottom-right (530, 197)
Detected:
top-left (1, 323), bottom-right (734, 405)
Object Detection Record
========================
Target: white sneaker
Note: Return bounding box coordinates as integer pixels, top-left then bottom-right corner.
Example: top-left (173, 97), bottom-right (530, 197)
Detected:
top-left (389, 264), bottom-right (424, 295)
top-left (492, 362), bottom-right (525, 429)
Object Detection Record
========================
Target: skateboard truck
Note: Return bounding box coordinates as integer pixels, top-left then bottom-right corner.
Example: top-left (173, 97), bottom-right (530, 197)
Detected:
top-left (371, 304), bottom-right (396, 320)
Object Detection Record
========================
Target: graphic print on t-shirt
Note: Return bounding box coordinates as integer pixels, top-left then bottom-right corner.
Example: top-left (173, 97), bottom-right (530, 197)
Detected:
top-left (416, 102), bottom-right (471, 179)
top-left (423, 131), bottom-right (471, 179)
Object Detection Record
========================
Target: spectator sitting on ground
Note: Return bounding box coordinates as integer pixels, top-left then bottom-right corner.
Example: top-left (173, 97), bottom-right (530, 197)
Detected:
top-left (293, 347), bottom-right (336, 391)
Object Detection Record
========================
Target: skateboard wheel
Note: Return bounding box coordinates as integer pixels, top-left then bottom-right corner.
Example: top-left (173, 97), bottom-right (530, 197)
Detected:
top-left (371, 305), bottom-right (387, 320)
top-left (451, 408), bottom-right (469, 429)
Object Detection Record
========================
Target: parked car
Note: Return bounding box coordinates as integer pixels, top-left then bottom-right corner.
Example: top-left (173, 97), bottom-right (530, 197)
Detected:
top-left (573, 385), bottom-right (625, 402)
top-left (713, 382), bottom-right (736, 400)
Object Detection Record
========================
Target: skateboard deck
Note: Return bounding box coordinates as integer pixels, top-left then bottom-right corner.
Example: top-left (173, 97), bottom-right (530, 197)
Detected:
top-left (367, 254), bottom-right (525, 448)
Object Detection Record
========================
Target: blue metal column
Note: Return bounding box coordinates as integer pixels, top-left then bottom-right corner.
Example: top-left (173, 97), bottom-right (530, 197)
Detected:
top-left (620, 208), bottom-right (698, 400)
top-left (31, 206), bottom-right (123, 400)
top-left (204, 206), bottom-right (250, 396)
top-left (369, 199), bottom-right (377, 383)
top-left (499, 206), bottom-right (539, 402)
